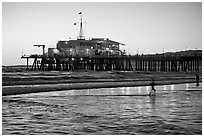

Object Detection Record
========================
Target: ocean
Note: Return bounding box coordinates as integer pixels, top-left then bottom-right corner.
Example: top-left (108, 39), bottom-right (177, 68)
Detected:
top-left (2, 83), bottom-right (202, 135)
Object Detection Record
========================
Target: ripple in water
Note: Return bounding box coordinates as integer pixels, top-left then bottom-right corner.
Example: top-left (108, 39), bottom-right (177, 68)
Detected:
top-left (2, 83), bottom-right (202, 135)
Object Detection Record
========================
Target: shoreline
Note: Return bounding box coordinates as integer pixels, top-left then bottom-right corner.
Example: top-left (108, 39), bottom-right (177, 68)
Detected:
top-left (2, 79), bottom-right (199, 96)
top-left (2, 77), bottom-right (195, 86)
top-left (2, 70), bottom-right (201, 96)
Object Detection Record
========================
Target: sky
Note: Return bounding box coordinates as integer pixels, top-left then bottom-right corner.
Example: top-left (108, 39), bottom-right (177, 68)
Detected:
top-left (2, 2), bottom-right (202, 66)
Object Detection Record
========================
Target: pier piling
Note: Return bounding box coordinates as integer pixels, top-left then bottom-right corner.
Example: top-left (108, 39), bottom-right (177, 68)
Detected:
top-left (21, 53), bottom-right (201, 72)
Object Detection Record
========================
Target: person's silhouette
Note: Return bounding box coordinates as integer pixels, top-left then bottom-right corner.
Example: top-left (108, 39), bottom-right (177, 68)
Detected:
top-left (196, 74), bottom-right (199, 87)
top-left (149, 80), bottom-right (156, 96)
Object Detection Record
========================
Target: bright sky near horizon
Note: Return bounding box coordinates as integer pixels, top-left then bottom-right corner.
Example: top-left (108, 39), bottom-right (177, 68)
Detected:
top-left (2, 2), bottom-right (202, 65)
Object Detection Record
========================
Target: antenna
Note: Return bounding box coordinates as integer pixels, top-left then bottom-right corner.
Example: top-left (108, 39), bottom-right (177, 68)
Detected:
top-left (74, 12), bottom-right (85, 40)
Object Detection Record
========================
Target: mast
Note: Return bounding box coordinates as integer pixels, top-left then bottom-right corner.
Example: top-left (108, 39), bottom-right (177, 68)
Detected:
top-left (77, 12), bottom-right (85, 40)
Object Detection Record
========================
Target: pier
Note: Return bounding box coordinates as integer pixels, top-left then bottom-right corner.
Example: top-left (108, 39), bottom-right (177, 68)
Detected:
top-left (21, 52), bottom-right (201, 72)
top-left (20, 12), bottom-right (202, 72)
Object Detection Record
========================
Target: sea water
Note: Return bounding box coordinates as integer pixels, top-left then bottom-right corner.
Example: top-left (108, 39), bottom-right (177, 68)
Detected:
top-left (2, 83), bottom-right (202, 135)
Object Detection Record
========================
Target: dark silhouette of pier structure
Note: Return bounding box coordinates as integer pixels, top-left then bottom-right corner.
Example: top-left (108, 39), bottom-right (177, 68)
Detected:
top-left (21, 52), bottom-right (201, 72)
top-left (21, 13), bottom-right (202, 72)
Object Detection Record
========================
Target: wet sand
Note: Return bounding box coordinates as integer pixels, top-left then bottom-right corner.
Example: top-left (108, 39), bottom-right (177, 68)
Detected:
top-left (2, 69), bottom-right (202, 96)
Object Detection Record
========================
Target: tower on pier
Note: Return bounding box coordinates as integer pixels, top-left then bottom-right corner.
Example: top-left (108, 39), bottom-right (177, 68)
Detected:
top-left (74, 12), bottom-right (85, 40)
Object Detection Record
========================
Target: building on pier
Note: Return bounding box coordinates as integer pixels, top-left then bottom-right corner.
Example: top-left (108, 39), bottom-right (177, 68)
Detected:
top-left (49, 38), bottom-right (125, 58)
top-left (47, 12), bottom-right (125, 58)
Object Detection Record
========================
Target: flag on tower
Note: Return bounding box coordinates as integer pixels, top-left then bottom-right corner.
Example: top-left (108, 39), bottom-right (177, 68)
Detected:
top-left (79, 12), bottom-right (82, 14)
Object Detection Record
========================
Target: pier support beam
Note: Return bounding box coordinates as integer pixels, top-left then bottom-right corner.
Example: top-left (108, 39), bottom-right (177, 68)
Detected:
top-left (26, 57), bottom-right (29, 71)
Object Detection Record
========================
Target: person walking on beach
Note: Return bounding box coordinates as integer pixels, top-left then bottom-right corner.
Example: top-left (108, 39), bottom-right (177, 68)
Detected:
top-left (149, 79), bottom-right (156, 96)
top-left (196, 74), bottom-right (199, 87)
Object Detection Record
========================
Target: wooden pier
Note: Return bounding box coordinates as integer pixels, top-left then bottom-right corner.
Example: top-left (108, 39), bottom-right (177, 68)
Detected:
top-left (21, 54), bottom-right (202, 72)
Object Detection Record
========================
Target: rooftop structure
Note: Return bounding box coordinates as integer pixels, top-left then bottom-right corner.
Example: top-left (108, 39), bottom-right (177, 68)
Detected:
top-left (48, 12), bottom-right (125, 58)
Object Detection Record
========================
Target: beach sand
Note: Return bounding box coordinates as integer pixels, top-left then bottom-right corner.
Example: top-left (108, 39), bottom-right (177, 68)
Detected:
top-left (2, 67), bottom-right (202, 96)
